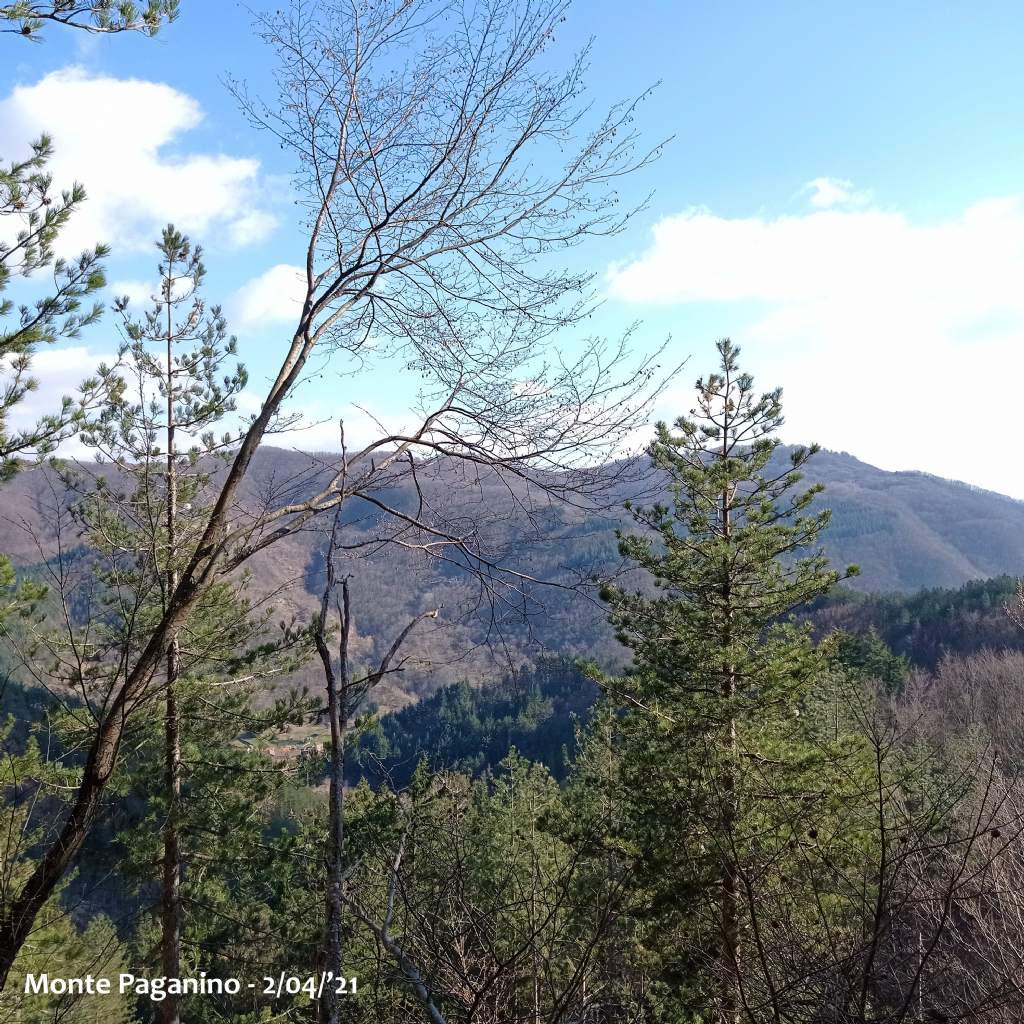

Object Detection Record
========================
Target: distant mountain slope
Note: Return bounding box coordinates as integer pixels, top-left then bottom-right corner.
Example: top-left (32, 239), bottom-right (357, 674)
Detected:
top-left (809, 575), bottom-right (1024, 670)
top-left (800, 448), bottom-right (1024, 591)
top-left (1, 445), bottom-right (1023, 706)
top-left (233, 444), bottom-right (1024, 596)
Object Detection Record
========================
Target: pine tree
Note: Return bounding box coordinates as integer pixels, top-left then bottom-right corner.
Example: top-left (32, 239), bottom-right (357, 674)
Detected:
top-left (0, 136), bottom-right (111, 483)
top-left (1, 0), bottom-right (180, 637)
top-left (87, 225), bottom-right (243, 1024)
top-left (597, 339), bottom-right (858, 1022)
top-left (46, 226), bottom-right (312, 1023)
top-left (1, 1), bottom-right (178, 37)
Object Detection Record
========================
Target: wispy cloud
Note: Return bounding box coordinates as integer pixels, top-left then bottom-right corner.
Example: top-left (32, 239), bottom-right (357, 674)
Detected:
top-left (802, 176), bottom-right (871, 210)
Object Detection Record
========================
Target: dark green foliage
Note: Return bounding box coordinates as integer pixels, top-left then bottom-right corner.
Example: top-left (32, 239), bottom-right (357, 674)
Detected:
top-left (595, 339), bottom-right (861, 1017)
top-left (349, 657), bottom-right (597, 786)
top-left (337, 627), bottom-right (915, 791)
top-left (832, 626), bottom-right (909, 691)
top-left (811, 575), bottom-right (1022, 668)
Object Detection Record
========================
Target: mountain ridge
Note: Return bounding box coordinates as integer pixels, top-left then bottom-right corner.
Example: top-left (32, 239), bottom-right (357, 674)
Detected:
top-left (2, 443), bottom-right (1023, 707)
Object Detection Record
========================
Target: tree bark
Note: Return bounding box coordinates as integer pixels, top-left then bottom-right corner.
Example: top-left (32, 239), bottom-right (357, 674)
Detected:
top-left (316, 542), bottom-right (350, 1024)
top-left (0, 321), bottom-right (312, 990)
top-left (160, 283), bottom-right (182, 1024)
top-left (719, 376), bottom-right (741, 1024)
top-left (313, 511), bottom-right (438, 1022)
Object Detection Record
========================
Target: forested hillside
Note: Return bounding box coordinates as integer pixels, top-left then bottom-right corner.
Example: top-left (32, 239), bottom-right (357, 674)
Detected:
top-left (8, 324), bottom-right (1024, 1023)
top-left (5, 3), bottom-right (1024, 1023)
top-left (811, 575), bottom-right (1024, 667)
top-left (6, 443), bottom-right (1021, 594)
top-left (346, 658), bottom-right (598, 787)
top-left (338, 577), bottom-right (1024, 787)
top-left (2, 444), bottom-right (1023, 708)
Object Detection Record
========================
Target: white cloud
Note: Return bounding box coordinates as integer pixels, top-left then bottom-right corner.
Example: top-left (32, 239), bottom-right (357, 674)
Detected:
top-left (803, 176), bottom-right (870, 209)
top-left (0, 67), bottom-right (278, 254)
top-left (227, 210), bottom-right (279, 249)
top-left (230, 264), bottom-right (306, 329)
top-left (607, 192), bottom-right (1024, 497)
top-left (2, 345), bottom-right (115, 459)
top-left (109, 279), bottom-right (157, 306)
top-left (10, 345), bottom-right (113, 408)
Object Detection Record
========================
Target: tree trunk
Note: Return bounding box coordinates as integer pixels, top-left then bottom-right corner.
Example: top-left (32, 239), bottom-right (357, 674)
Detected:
top-left (719, 709), bottom-right (740, 1024)
top-left (160, 294), bottom-right (182, 1024)
top-left (0, 319), bottom-right (317, 991)
top-left (317, 561), bottom-right (350, 1024)
top-left (160, 645), bottom-right (182, 1024)
top-left (719, 398), bottom-right (741, 1024)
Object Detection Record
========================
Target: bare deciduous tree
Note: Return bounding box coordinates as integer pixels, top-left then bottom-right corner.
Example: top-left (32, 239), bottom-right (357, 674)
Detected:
top-left (730, 682), bottom-right (1024, 1024)
top-left (0, 0), bottom-right (670, 988)
top-left (345, 763), bottom-right (624, 1024)
top-left (314, 508), bottom-right (439, 1024)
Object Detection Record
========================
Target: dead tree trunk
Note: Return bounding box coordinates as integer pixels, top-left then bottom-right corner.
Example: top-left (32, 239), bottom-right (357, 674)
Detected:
top-left (314, 510), bottom-right (439, 1024)
top-left (315, 522), bottom-right (350, 1024)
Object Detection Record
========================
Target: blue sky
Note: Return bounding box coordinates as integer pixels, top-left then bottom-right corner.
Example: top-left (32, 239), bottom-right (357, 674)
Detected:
top-left (3, 2), bottom-right (1024, 493)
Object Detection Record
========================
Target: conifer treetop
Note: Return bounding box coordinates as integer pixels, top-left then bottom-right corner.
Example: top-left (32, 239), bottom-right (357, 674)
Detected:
top-left (604, 337), bottom-right (859, 678)
top-left (1, 0), bottom-right (178, 38)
